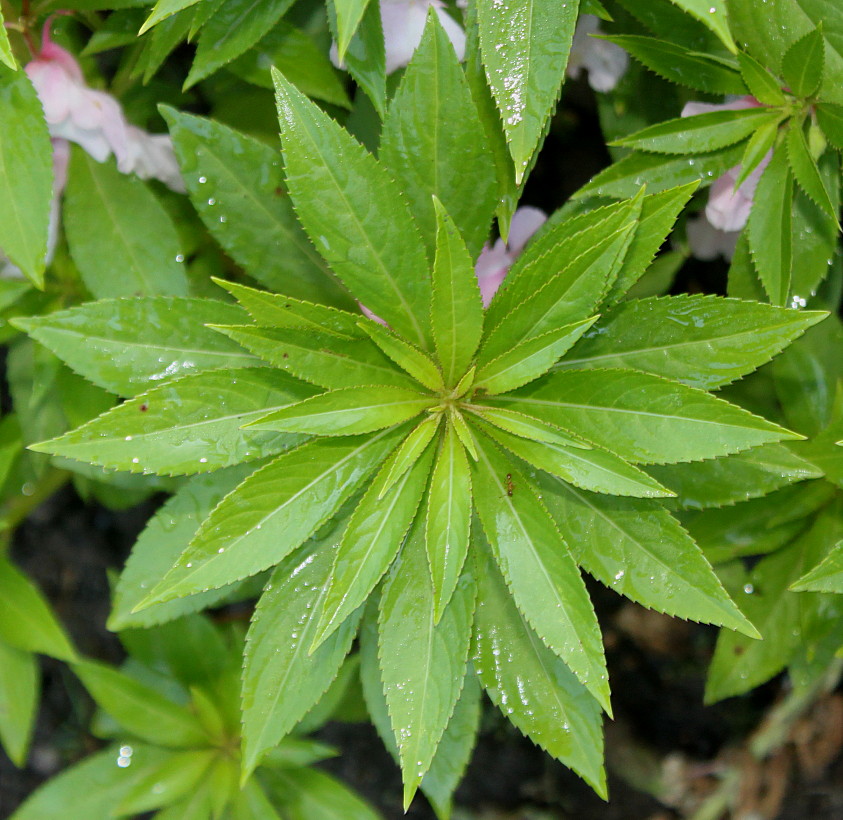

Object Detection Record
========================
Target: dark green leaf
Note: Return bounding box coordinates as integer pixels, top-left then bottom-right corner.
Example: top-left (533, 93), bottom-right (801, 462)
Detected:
top-left (12, 297), bottom-right (255, 398)
top-left (273, 71), bottom-right (432, 348)
top-left (786, 119), bottom-right (838, 221)
top-left (781, 25), bottom-right (825, 98)
top-left (334, 0), bottom-right (373, 61)
top-left (264, 768), bottom-right (381, 820)
top-left (668, 0), bottom-right (736, 50)
top-left (817, 103), bottom-right (843, 150)
top-left (140, 0), bottom-right (202, 34)
top-left (737, 51), bottom-right (786, 105)
top-left (792, 540), bottom-right (843, 592)
top-left (0, 643), bottom-right (37, 767)
top-left (0, 11), bottom-right (16, 69)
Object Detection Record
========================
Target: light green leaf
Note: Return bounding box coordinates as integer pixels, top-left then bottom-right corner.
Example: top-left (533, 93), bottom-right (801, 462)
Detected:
top-left (539, 474), bottom-right (758, 637)
top-left (358, 321), bottom-right (444, 391)
top-left (30, 368), bottom-right (311, 476)
top-left (452, 407), bottom-right (479, 461)
top-left (185, 0), bottom-right (295, 88)
top-left (792, 540), bottom-right (843, 592)
top-left (0, 642), bottom-right (37, 767)
top-left (817, 103), bottom-right (843, 150)
top-left (737, 51), bottom-right (786, 105)
top-left (380, 14), bottom-right (497, 256)
top-left (109, 468), bottom-right (257, 631)
top-left (734, 116), bottom-right (781, 189)
top-left (142, 429), bottom-right (403, 606)
top-left (264, 768), bottom-right (381, 820)
top-left (0, 556), bottom-right (75, 661)
top-left (429, 200), bottom-right (485, 387)
top-left (477, 0), bottom-right (579, 181)
top-left (312, 442), bottom-right (435, 649)
top-left (781, 25), bottom-right (825, 98)
top-left (217, 280), bottom-right (363, 336)
top-left (473, 543), bottom-right (606, 797)
top-left (478, 421), bottom-right (673, 498)
top-left (426, 420), bottom-right (472, 620)
top-left (247, 386), bottom-right (435, 436)
top-left (115, 749), bottom-right (215, 815)
top-left (213, 325), bottom-right (417, 391)
top-left (467, 405), bottom-right (589, 448)
top-left (648, 443), bottom-right (823, 509)
top-left (163, 109), bottom-right (351, 307)
top-left (0, 65), bottom-right (53, 286)
top-left (273, 71), bottom-right (432, 348)
top-left (11, 744), bottom-right (175, 820)
top-left (471, 437), bottom-right (610, 713)
top-left (63, 150), bottom-right (188, 298)
top-left (747, 146), bottom-right (793, 306)
top-left (493, 369), bottom-right (801, 464)
top-left (72, 660), bottom-right (208, 747)
top-left (604, 35), bottom-right (745, 94)
top-left (12, 297), bottom-right (254, 398)
top-left (0, 10), bottom-right (17, 69)
top-left (242, 529), bottom-right (362, 776)
top-left (334, 0), bottom-right (372, 61)
top-left (668, 0), bottom-right (736, 51)
top-left (380, 414), bottom-right (441, 499)
top-left (613, 108), bottom-right (780, 154)
top-left (379, 519), bottom-right (475, 806)
top-left (556, 295), bottom-right (827, 389)
top-left (786, 119), bottom-right (838, 221)
top-left (474, 317), bottom-right (599, 395)
top-left (140, 0), bottom-right (201, 34)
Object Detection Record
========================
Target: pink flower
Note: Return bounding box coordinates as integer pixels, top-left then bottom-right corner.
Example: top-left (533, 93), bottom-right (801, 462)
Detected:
top-left (332, 0), bottom-right (465, 75)
top-left (25, 23), bottom-right (185, 192)
top-left (567, 15), bottom-right (628, 93)
top-left (475, 207), bottom-right (547, 306)
top-left (686, 215), bottom-right (740, 261)
top-left (681, 97), bottom-right (769, 234)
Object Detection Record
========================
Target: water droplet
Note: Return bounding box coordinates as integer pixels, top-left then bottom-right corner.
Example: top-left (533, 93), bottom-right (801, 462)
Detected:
top-left (198, 176), bottom-right (207, 184)
top-left (124, 435), bottom-right (133, 441)
top-left (175, 254), bottom-right (185, 263)
top-left (207, 198), bottom-right (216, 206)
top-left (132, 458), bottom-right (139, 464)
top-left (743, 583), bottom-right (754, 594)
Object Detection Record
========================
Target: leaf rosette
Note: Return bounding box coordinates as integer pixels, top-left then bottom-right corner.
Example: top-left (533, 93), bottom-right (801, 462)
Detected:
top-left (16, 28), bottom-right (828, 812)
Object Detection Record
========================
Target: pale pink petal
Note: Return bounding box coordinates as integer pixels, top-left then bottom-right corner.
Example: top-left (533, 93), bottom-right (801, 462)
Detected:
top-left (567, 15), bottom-right (628, 93)
top-left (359, 302), bottom-right (388, 326)
top-left (381, 2), bottom-right (430, 74)
top-left (51, 138), bottom-right (70, 195)
top-left (681, 96), bottom-right (760, 119)
top-left (686, 215), bottom-right (739, 261)
top-left (507, 206), bottom-right (547, 254)
top-left (122, 127), bottom-right (186, 192)
top-left (474, 241), bottom-right (512, 307)
top-left (705, 154), bottom-right (769, 232)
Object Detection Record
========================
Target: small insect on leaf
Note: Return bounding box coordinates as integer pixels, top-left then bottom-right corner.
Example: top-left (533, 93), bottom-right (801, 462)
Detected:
top-left (506, 473), bottom-right (514, 497)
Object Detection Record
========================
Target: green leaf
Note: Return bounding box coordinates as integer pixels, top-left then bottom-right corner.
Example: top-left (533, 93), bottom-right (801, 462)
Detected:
top-left (781, 25), bottom-right (825, 98)
top-left (379, 415), bottom-right (441, 499)
top-left (0, 642), bottom-right (37, 767)
top-left (217, 280), bottom-right (363, 336)
top-left (185, 0), bottom-right (295, 87)
top-left (213, 325), bottom-right (417, 391)
top-left (477, 0), bottom-right (579, 182)
top-left (426, 420), bottom-right (472, 620)
top-left (312, 443), bottom-right (435, 649)
top-left (264, 768), bottom-right (381, 820)
top-left (429, 200), bottom-right (485, 388)
top-left (539, 475), bottom-right (758, 637)
top-left (358, 321), bottom-right (444, 391)
top-left (471, 437), bottom-right (610, 713)
top-left (12, 297), bottom-right (255, 398)
top-left (379, 519), bottom-right (475, 807)
top-left (0, 65), bottom-right (53, 286)
top-left (247, 386), bottom-right (435, 436)
top-left (0, 557), bottom-right (76, 661)
top-left (141, 429), bottom-right (403, 606)
top-left (452, 407), bottom-right (479, 461)
top-left (163, 109), bottom-right (351, 307)
top-left (467, 405), bottom-right (589, 448)
top-left (273, 71), bottom-right (432, 348)
top-left (603, 35), bottom-right (746, 94)
top-left (109, 468), bottom-right (256, 630)
top-left (786, 119), bottom-right (838, 221)
top-left (492, 369), bottom-right (801, 464)
top-left (478, 420), bottom-right (674, 498)
top-left (474, 317), bottom-right (599, 395)
top-left (817, 103), bottom-right (843, 150)
top-left (30, 368), bottom-right (312, 477)
top-left (668, 0), bottom-right (736, 51)
top-left (556, 295), bottom-right (827, 389)
top-left (737, 51), bottom-right (786, 105)
top-left (613, 108), bottom-right (780, 154)
top-left (140, 0), bottom-right (202, 34)
top-left (747, 146), bottom-right (793, 306)
top-left (734, 116), bottom-right (781, 189)
top-left (72, 660), bottom-right (208, 747)
top-left (575, 142), bottom-right (745, 199)
top-left (114, 749), bottom-right (215, 815)
top-left (334, 0), bottom-right (373, 61)
top-left (473, 543), bottom-right (606, 797)
top-left (11, 744), bottom-right (175, 820)
top-left (242, 530), bottom-right (362, 776)
top-left (63, 150), bottom-right (188, 298)
top-left (648, 443), bottom-right (823, 509)
top-left (0, 10), bottom-right (16, 69)
top-left (380, 13), bottom-right (497, 256)
top-left (792, 540), bottom-right (843, 592)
